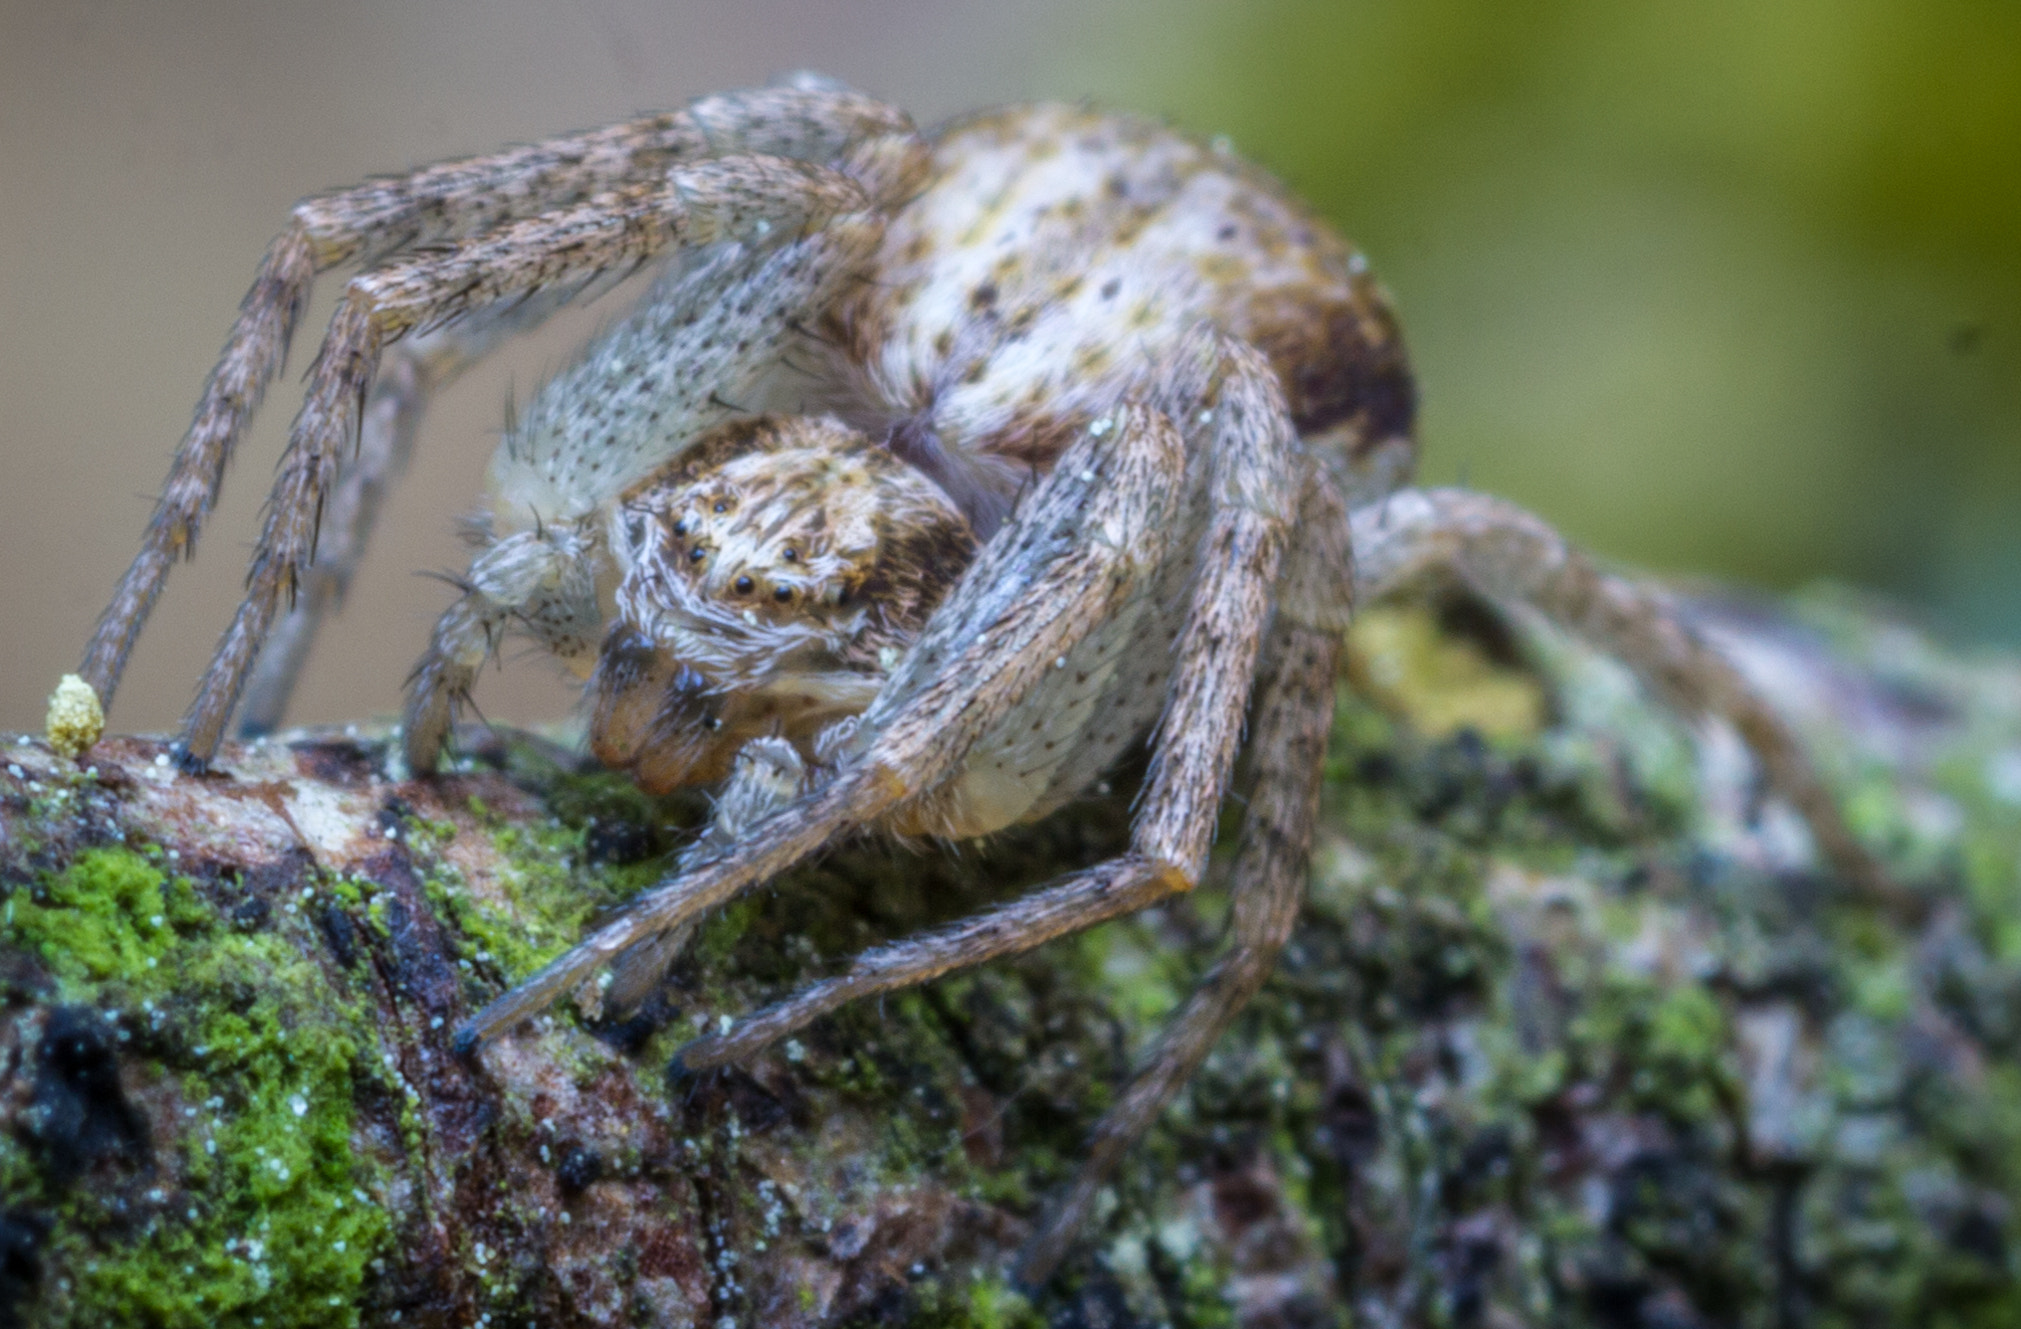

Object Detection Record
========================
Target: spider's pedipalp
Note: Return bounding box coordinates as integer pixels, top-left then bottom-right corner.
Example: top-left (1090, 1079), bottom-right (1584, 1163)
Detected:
top-left (178, 158), bottom-right (885, 768)
top-left (83, 80), bottom-right (914, 730)
top-left (1350, 487), bottom-right (1905, 913)
top-left (403, 526), bottom-right (603, 775)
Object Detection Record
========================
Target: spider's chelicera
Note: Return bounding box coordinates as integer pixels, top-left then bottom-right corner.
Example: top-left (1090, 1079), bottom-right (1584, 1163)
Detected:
top-left (70, 74), bottom-right (1892, 1283)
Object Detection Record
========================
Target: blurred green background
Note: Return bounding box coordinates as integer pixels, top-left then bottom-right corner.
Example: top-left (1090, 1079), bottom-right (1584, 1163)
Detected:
top-left (1098, 0), bottom-right (2021, 637)
top-left (1, 0), bottom-right (2014, 734)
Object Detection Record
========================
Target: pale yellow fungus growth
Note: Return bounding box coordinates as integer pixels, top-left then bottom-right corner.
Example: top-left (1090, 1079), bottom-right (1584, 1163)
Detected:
top-left (45, 673), bottom-right (106, 759)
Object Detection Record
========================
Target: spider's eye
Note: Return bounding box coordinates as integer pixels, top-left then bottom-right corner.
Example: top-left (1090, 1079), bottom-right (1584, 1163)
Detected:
top-left (781, 547), bottom-right (798, 563)
top-left (712, 501), bottom-right (728, 514)
top-left (672, 518), bottom-right (689, 538)
top-left (834, 587), bottom-right (850, 607)
top-left (734, 575), bottom-right (754, 594)
top-left (689, 546), bottom-right (708, 563)
top-left (773, 585), bottom-right (793, 603)
top-left (625, 516), bottom-right (647, 547)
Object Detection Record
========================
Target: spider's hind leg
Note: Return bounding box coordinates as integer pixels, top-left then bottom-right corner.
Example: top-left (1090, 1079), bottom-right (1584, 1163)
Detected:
top-left (1350, 487), bottom-right (1905, 913)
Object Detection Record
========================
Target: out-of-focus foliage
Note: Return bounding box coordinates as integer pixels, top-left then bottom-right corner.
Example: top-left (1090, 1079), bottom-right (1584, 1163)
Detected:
top-left (1078, 0), bottom-right (2021, 644)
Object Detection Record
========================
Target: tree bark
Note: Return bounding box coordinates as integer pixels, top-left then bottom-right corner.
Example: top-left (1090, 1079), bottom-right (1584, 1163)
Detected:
top-left (4, 587), bottom-right (2019, 1328)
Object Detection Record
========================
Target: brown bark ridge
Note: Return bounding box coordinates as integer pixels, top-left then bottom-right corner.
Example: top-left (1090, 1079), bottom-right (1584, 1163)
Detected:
top-left (4, 585), bottom-right (2020, 1328)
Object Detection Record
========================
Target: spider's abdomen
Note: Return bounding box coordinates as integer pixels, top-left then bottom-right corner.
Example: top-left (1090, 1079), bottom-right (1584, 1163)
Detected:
top-left (843, 104), bottom-right (1416, 498)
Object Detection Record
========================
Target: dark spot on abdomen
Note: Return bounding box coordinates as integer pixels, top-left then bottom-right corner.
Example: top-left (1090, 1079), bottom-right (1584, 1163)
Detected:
top-left (1247, 289), bottom-right (1417, 450)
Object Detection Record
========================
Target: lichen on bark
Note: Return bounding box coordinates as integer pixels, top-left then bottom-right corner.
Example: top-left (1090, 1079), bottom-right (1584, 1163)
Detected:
top-left (2, 585), bottom-right (2019, 1328)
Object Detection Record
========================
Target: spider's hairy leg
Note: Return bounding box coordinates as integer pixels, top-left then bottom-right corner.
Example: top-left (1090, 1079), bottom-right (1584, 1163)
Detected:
top-left (1018, 619), bottom-right (1344, 1287)
top-left (455, 404), bottom-right (1187, 1051)
top-left (235, 341), bottom-right (432, 737)
top-left (1351, 488), bottom-right (1906, 913)
top-left (80, 80), bottom-right (915, 721)
top-left (176, 156), bottom-right (877, 769)
top-left (674, 341), bottom-right (1304, 1069)
top-left (402, 526), bottom-right (603, 772)
top-left (237, 294), bottom-right (569, 735)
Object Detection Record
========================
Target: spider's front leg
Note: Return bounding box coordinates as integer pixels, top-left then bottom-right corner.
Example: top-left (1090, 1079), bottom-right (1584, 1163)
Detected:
top-left (176, 155), bottom-right (883, 769)
top-left (455, 397), bottom-right (1192, 1050)
top-left (1351, 487), bottom-right (1905, 913)
top-left (591, 736), bottom-right (814, 1019)
top-left (237, 293), bottom-right (581, 735)
top-left (80, 80), bottom-right (914, 723)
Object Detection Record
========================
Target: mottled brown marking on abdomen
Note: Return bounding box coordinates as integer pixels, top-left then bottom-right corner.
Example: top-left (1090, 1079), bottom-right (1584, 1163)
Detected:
top-left (1244, 284), bottom-right (1416, 452)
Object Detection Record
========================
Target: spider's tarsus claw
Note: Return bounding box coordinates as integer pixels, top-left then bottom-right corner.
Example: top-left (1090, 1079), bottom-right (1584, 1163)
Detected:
top-left (170, 743), bottom-right (211, 777)
top-left (450, 1023), bottom-right (483, 1058)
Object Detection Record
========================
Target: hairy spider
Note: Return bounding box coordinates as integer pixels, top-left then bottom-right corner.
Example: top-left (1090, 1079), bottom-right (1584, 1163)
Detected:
top-left (71, 74), bottom-right (1893, 1284)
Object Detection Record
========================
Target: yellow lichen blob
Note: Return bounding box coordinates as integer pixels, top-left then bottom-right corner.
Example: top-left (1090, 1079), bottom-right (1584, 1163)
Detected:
top-left (45, 672), bottom-right (105, 758)
top-left (1345, 604), bottom-right (1546, 742)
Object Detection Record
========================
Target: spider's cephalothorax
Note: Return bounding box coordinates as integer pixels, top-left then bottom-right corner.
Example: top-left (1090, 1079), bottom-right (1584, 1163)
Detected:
top-left (74, 74), bottom-right (1892, 1284)
top-left (587, 413), bottom-right (975, 793)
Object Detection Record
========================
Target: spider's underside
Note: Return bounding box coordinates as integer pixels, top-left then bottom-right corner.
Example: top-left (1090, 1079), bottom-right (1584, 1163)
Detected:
top-left (74, 75), bottom-right (1894, 1286)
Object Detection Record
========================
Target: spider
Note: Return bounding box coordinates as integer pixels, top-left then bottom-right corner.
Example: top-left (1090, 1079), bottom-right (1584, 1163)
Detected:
top-left (69, 73), bottom-right (1894, 1286)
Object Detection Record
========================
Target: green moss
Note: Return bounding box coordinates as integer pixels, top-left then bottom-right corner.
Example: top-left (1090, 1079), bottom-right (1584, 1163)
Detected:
top-left (7, 847), bottom-right (176, 982)
top-left (411, 803), bottom-right (659, 986)
top-left (2, 847), bottom-right (391, 1328)
top-left (896, 1275), bottom-right (1043, 1329)
top-left (1646, 985), bottom-right (1727, 1065)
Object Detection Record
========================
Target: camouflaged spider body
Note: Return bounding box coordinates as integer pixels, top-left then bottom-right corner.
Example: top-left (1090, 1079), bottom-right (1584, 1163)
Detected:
top-left (74, 75), bottom-right (1890, 1282)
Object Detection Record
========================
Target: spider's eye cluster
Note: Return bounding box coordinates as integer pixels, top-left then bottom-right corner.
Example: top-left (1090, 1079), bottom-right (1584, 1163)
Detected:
top-left (611, 415), bottom-right (976, 670)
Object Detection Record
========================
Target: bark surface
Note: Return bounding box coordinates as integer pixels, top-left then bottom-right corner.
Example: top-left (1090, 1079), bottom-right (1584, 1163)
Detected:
top-left (3, 587), bottom-right (2020, 1328)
